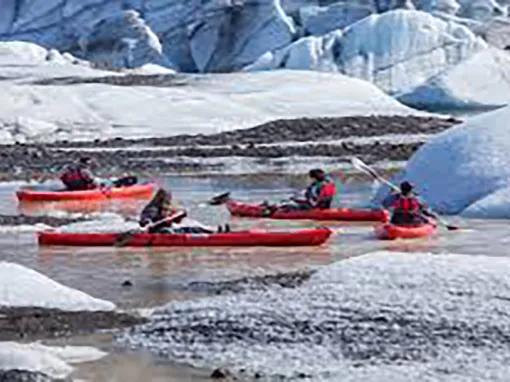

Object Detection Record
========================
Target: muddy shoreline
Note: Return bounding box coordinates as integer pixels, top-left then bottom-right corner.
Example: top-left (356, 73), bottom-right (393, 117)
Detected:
top-left (1, 116), bottom-right (458, 180)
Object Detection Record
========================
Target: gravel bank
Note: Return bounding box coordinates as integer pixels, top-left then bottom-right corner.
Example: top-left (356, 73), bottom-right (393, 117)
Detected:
top-left (0, 116), bottom-right (459, 180)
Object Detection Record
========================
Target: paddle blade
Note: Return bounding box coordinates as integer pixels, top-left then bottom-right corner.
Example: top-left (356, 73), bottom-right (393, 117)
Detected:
top-left (114, 229), bottom-right (139, 247)
top-left (209, 192), bottom-right (231, 206)
top-left (446, 225), bottom-right (460, 231)
top-left (351, 157), bottom-right (376, 177)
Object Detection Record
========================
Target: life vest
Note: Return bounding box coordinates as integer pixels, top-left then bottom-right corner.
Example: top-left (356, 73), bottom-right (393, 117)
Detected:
top-left (306, 177), bottom-right (336, 208)
top-left (60, 165), bottom-right (94, 189)
top-left (319, 180), bottom-right (336, 199)
top-left (392, 196), bottom-right (420, 214)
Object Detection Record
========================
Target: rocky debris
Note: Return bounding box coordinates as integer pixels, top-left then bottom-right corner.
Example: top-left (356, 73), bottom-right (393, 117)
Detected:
top-left (0, 307), bottom-right (145, 341)
top-left (32, 73), bottom-right (187, 87)
top-left (0, 116), bottom-right (459, 180)
top-left (210, 368), bottom-right (236, 380)
top-left (0, 370), bottom-right (65, 382)
top-left (188, 270), bottom-right (313, 295)
top-left (0, 215), bottom-right (83, 227)
top-left (49, 115), bottom-right (460, 147)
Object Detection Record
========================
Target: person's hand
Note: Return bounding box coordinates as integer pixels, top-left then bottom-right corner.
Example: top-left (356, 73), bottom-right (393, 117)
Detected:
top-left (173, 211), bottom-right (187, 224)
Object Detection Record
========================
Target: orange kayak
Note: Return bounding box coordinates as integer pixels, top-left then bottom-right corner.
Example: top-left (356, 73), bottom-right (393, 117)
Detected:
top-left (38, 227), bottom-right (332, 247)
top-left (226, 200), bottom-right (388, 222)
top-left (17, 183), bottom-right (155, 202)
top-left (375, 222), bottom-right (437, 240)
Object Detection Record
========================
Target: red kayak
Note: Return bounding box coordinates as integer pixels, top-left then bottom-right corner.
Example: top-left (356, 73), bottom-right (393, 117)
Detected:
top-left (375, 222), bottom-right (437, 240)
top-left (38, 227), bottom-right (332, 247)
top-left (17, 183), bottom-right (155, 202)
top-left (226, 200), bottom-right (388, 222)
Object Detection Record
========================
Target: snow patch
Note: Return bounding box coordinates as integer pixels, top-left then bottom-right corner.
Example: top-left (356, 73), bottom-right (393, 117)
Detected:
top-left (0, 262), bottom-right (115, 311)
top-left (0, 61), bottom-right (420, 143)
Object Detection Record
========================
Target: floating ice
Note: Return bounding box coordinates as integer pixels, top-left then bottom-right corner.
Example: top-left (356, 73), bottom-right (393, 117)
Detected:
top-left (374, 105), bottom-right (510, 217)
top-left (0, 262), bottom-right (115, 311)
top-left (0, 342), bottom-right (106, 379)
top-left (121, 251), bottom-right (510, 380)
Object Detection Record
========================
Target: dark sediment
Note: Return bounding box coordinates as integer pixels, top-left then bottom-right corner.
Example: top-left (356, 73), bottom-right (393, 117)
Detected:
top-left (188, 270), bottom-right (313, 295)
top-left (46, 115), bottom-right (459, 148)
top-left (0, 116), bottom-right (459, 180)
top-left (0, 307), bottom-right (146, 341)
top-left (0, 370), bottom-right (66, 382)
top-left (0, 214), bottom-right (84, 227)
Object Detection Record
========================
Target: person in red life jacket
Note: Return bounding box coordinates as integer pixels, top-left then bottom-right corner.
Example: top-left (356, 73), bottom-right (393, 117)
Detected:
top-left (283, 169), bottom-right (336, 211)
top-left (382, 181), bottom-right (436, 225)
top-left (304, 168), bottom-right (337, 209)
top-left (59, 157), bottom-right (98, 191)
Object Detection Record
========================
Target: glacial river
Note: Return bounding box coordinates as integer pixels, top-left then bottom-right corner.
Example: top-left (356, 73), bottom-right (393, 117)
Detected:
top-left (0, 174), bottom-right (507, 381)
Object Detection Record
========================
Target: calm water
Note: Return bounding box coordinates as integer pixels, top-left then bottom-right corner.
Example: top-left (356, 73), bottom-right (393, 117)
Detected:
top-left (0, 175), bottom-right (508, 381)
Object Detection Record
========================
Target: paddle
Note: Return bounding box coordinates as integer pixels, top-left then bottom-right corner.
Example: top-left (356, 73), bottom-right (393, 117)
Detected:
top-left (351, 157), bottom-right (460, 231)
top-left (114, 210), bottom-right (187, 247)
top-left (208, 192), bottom-right (231, 206)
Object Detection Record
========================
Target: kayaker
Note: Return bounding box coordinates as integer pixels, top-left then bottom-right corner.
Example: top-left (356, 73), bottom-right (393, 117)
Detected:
top-left (263, 169), bottom-right (337, 214)
top-left (60, 157), bottom-right (98, 191)
top-left (140, 188), bottom-right (226, 233)
top-left (293, 169), bottom-right (337, 209)
top-left (60, 157), bottom-right (139, 191)
top-left (382, 181), bottom-right (436, 225)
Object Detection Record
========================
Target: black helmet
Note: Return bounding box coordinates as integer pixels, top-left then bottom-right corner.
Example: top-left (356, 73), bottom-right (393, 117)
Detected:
top-left (79, 156), bottom-right (92, 165)
top-left (309, 168), bottom-right (326, 181)
top-left (400, 181), bottom-right (413, 195)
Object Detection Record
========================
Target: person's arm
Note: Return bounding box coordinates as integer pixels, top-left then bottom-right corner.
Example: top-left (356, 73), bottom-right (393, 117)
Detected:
top-left (80, 168), bottom-right (97, 185)
top-left (417, 197), bottom-right (437, 219)
top-left (139, 205), bottom-right (158, 227)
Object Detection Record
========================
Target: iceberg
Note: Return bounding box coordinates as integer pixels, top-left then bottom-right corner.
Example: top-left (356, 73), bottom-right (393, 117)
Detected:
top-left (0, 262), bottom-right (115, 311)
top-left (0, 342), bottom-right (106, 379)
top-left (375, 105), bottom-right (510, 217)
top-left (122, 251), bottom-right (510, 380)
top-left (399, 47), bottom-right (510, 110)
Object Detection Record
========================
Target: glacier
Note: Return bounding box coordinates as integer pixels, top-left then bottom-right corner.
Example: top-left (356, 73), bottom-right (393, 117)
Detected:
top-left (398, 47), bottom-right (510, 110)
top-left (248, 10), bottom-right (487, 95)
top-left (0, 0), bottom-right (507, 75)
top-left (0, 0), bottom-right (296, 73)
